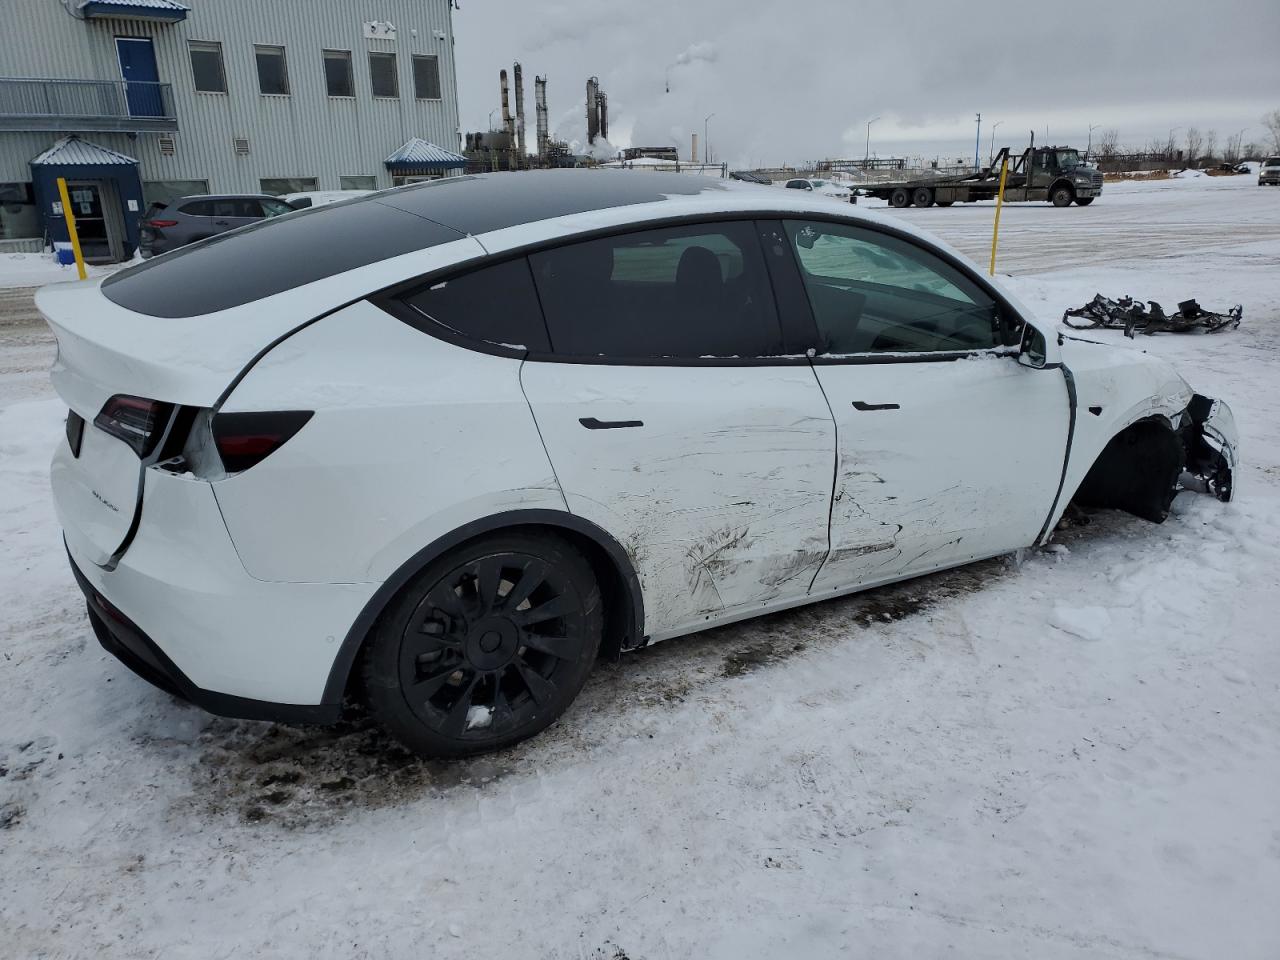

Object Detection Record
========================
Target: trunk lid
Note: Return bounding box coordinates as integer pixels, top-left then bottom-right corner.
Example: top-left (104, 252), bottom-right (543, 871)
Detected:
top-left (39, 278), bottom-right (319, 564)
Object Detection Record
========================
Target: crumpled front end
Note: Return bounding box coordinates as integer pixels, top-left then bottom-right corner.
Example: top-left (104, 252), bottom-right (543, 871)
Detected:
top-left (1181, 394), bottom-right (1237, 502)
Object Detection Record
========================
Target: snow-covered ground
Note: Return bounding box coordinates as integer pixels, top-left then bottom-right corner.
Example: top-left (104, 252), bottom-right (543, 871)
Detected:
top-left (2, 173), bottom-right (1278, 958)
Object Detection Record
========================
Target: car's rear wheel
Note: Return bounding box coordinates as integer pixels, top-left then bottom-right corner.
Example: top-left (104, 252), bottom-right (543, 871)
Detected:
top-left (362, 531), bottom-right (603, 757)
top-left (890, 187), bottom-right (911, 208)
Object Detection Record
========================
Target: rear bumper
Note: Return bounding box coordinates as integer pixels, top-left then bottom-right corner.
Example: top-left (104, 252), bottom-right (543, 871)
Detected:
top-left (57, 459), bottom-right (378, 722)
top-left (69, 549), bottom-right (338, 724)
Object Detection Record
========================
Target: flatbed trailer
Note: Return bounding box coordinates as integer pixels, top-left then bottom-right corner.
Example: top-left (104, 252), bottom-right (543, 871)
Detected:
top-left (855, 143), bottom-right (1103, 209)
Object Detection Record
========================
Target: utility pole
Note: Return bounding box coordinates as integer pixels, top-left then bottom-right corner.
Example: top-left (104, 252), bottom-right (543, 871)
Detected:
top-left (704, 113), bottom-right (715, 165)
top-left (989, 120), bottom-right (1002, 164)
top-left (974, 113), bottom-right (981, 171)
top-left (1087, 123), bottom-right (1100, 158)
top-left (864, 116), bottom-right (880, 163)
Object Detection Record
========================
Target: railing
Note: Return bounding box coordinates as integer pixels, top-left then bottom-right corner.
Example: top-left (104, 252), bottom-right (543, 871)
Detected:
top-left (0, 78), bottom-right (177, 131)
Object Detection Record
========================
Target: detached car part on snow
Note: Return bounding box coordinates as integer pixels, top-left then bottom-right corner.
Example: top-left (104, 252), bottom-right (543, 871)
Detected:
top-left (1063, 293), bottom-right (1242, 337)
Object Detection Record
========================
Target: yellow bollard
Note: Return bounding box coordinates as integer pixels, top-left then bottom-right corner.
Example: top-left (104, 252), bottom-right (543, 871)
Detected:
top-left (988, 156), bottom-right (1009, 277)
top-left (55, 176), bottom-right (88, 281)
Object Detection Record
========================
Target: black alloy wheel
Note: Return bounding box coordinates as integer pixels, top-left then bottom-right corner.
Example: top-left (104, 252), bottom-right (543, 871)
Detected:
top-left (362, 532), bottom-right (603, 757)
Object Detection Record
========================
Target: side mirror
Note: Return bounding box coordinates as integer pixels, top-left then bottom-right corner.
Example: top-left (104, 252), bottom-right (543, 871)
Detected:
top-left (1018, 324), bottom-right (1048, 368)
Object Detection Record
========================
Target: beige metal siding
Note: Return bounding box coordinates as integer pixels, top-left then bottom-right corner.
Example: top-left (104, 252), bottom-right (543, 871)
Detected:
top-left (2, 0), bottom-right (461, 190)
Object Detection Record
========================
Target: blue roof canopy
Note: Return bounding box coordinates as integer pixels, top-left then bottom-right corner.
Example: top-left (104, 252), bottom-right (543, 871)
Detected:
top-left (31, 135), bottom-right (137, 166)
top-left (385, 138), bottom-right (467, 171)
top-left (79, 0), bottom-right (188, 21)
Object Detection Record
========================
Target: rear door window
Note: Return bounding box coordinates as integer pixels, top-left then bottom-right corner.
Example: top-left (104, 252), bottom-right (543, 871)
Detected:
top-left (399, 258), bottom-right (550, 352)
top-left (528, 221), bottom-right (783, 360)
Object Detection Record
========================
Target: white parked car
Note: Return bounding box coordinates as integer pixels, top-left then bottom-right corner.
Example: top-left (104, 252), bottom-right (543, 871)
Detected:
top-left (783, 178), bottom-right (853, 200)
top-left (40, 171), bottom-right (1237, 757)
top-left (280, 189), bottom-right (375, 209)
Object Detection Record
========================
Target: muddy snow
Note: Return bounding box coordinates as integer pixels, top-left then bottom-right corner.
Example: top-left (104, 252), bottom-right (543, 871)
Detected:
top-left (2, 173), bottom-right (1278, 958)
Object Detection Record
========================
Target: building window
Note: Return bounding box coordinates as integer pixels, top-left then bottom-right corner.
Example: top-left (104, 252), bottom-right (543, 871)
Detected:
top-left (412, 55), bottom-right (441, 100)
top-left (188, 41), bottom-right (226, 93)
top-left (260, 177), bottom-right (318, 196)
top-left (142, 179), bottom-right (211, 208)
top-left (254, 44), bottom-right (290, 96)
top-left (369, 52), bottom-right (398, 98)
top-left (392, 174), bottom-right (442, 186)
top-left (322, 49), bottom-right (353, 97)
top-left (0, 182), bottom-right (40, 240)
top-left (340, 176), bottom-right (377, 190)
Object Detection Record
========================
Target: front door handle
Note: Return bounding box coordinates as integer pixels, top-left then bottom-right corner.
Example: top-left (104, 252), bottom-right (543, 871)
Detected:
top-left (579, 417), bottom-right (644, 430)
top-left (214, 219), bottom-right (229, 226)
top-left (852, 401), bottom-right (900, 411)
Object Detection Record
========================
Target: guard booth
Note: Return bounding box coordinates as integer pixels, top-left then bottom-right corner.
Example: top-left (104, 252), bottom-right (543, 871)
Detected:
top-left (385, 138), bottom-right (467, 186)
top-left (30, 135), bottom-right (144, 262)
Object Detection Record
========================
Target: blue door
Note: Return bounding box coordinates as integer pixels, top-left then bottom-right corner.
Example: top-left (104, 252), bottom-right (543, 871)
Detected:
top-left (115, 37), bottom-right (163, 118)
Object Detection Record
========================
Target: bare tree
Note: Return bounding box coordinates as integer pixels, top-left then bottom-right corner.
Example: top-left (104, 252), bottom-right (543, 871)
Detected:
top-left (1264, 109), bottom-right (1280, 153)
top-left (1205, 129), bottom-right (1218, 163)
top-left (1224, 130), bottom-right (1244, 164)
top-left (1098, 128), bottom-right (1120, 160)
top-left (1244, 141), bottom-right (1261, 161)
top-left (1185, 127), bottom-right (1203, 167)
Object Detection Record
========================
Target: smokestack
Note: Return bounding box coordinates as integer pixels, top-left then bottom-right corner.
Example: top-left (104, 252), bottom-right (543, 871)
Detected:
top-left (499, 69), bottom-right (516, 168)
top-left (691, 132), bottom-right (698, 164)
top-left (513, 62), bottom-right (526, 161)
top-left (586, 76), bottom-right (599, 145)
top-left (598, 91), bottom-right (608, 141)
top-left (535, 75), bottom-right (549, 158)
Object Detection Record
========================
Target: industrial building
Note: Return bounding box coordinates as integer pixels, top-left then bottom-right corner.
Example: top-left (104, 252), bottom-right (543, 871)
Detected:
top-left (1, 0), bottom-right (464, 261)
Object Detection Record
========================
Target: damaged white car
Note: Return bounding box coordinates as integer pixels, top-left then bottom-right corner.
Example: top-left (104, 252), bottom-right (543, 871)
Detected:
top-left (41, 171), bottom-right (1237, 757)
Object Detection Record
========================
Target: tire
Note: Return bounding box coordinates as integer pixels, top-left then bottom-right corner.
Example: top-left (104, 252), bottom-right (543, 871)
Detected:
top-left (889, 187), bottom-right (911, 208)
top-left (1075, 197), bottom-right (1095, 206)
top-left (911, 187), bottom-right (934, 207)
top-left (1051, 185), bottom-right (1074, 207)
top-left (935, 200), bottom-right (954, 207)
top-left (361, 531), bottom-right (603, 757)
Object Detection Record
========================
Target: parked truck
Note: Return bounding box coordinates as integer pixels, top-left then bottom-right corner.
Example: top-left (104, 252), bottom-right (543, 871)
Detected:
top-left (855, 140), bottom-right (1103, 208)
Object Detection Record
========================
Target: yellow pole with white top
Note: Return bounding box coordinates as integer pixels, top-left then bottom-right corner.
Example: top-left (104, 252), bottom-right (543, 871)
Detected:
top-left (988, 156), bottom-right (1010, 276)
top-left (55, 176), bottom-right (88, 281)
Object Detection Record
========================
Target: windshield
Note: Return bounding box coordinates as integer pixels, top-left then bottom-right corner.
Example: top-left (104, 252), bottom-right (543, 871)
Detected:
top-left (1057, 150), bottom-right (1081, 170)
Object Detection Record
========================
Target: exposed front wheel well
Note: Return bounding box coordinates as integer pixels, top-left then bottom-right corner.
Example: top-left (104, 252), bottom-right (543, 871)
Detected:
top-left (325, 513), bottom-right (644, 707)
top-left (1071, 418), bottom-right (1184, 523)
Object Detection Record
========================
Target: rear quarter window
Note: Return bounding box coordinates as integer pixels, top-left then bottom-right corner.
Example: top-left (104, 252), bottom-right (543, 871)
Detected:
top-left (397, 258), bottom-right (550, 352)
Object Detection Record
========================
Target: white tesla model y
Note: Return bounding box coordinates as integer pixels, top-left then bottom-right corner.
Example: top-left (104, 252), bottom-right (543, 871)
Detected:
top-left (41, 171), bottom-right (1237, 756)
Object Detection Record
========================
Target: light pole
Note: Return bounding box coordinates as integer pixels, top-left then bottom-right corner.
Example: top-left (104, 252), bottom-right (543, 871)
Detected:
top-left (1087, 123), bottom-right (1100, 157)
top-left (704, 113), bottom-right (715, 164)
top-left (864, 116), bottom-right (881, 164)
top-left (974, 113), bottom-right (982, 171)
top-left (989, 120), bottom-right (1002, 163)
top-left (488, 108), bottom-right (497, 131)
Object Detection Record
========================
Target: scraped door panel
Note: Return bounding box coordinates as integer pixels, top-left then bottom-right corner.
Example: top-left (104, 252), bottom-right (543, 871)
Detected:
top-left (521, 362), bottom-right (835, 639)
top-left (809, 357), bottom-right (1069, 593)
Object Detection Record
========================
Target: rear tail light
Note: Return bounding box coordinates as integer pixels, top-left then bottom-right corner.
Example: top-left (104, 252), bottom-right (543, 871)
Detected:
top-left (94, 395), bottom-right (174, 457)
top-left (143, 219), bottom-right (178, 228)
top-left (212, 411), bottom-right (313, 473)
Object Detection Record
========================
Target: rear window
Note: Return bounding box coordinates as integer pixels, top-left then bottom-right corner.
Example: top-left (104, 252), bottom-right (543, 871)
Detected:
top-left (178, 200), bottom-right (213, 216)
top-left (102, 199), bottom-right (465, 318)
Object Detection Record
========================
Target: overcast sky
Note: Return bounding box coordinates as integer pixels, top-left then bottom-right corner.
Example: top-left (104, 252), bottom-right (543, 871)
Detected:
top-left (453, 0), bottom-right (1279, 165)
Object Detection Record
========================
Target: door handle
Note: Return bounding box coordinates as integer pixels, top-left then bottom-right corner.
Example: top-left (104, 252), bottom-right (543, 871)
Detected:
top-left (214, 220), bottom-right (229, 225)
top-left (851, 401), bottom-right (900, 411)
top-left (579, 417), bottom-right (643, 430)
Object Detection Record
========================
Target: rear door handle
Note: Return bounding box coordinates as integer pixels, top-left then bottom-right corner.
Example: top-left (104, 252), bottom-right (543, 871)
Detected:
top-left (852, 401), bottom-right (899, 411)
top-left (579, 417), bottom-right (644, 430)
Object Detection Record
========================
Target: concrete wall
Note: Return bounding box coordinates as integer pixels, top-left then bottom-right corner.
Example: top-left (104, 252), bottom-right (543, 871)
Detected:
top-left (1, 0), bottom-right (461, 191)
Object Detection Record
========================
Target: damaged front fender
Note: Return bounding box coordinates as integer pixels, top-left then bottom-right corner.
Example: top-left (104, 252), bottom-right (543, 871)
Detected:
top-left (1181, 394), bottom-right (1237, 502)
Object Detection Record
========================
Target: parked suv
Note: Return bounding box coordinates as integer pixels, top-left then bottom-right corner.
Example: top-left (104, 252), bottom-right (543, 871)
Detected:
top-left (40, 171), bottom-right (1237, 758)
top-left (139, 194), bottom-right (295, 256)
top-left (1259, 157), bottom-right (1280, 186)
